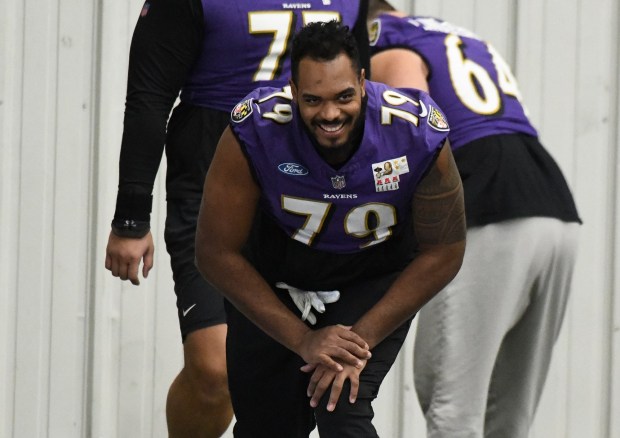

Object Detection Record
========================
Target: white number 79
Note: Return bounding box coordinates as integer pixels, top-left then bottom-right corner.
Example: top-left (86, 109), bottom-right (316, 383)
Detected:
top-left (282, 196), bottom-right (397, 248)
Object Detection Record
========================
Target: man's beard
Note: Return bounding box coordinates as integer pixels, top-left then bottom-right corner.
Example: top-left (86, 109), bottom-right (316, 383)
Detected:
top-left (301, 95), bottom-right (368, 168)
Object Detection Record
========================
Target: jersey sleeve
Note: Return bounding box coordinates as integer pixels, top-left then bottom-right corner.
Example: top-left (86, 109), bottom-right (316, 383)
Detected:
top-left (374, 83), bottom-right (450, 156)
top-left (408, 87), bottom-right (451, 152)
top-left (397, 87), bottom-right (450, 182)
top-left (228, 86), bottom-right (298, 189)
top-left (228, 90), bottom-right (268, 184)
top-left (369, 14), bottom-right (421, 55)
top-left (364, 81), bottom-right (449, 194)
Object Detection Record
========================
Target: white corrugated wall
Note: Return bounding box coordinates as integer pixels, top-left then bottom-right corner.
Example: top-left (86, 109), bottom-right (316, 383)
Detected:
top-left (0, 0), bottom-right (618, 436)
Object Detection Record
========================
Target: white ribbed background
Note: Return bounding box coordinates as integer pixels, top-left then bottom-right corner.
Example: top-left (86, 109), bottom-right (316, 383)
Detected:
top-left (1, 0), bottom-right (618, 436)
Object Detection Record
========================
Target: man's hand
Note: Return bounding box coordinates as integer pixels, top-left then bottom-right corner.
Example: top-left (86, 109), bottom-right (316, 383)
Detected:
top-left (105, 231), bottom-right (154, 286)
top-left (301, 358), bottom-right (368, 411)
top-left (296, 325), bottom-right (371, 372)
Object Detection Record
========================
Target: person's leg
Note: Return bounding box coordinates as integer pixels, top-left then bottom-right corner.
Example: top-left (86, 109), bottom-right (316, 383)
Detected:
top-left (225, 270), bottom-right (404, 437)
top-left (414, 220), bottom-right (537, 438)
top-left (315, 380), bottom-right (377, 438)
top-left (314, 318), bottom-right (411, 438)
top-left (484, 219), bottom-right (579, 438)
top-left (297, 272), bottom-right (411, 437)
top-left (225, 301), bottom-right (315, 438)
top-left (165, 199), bottom-right (232, 438)
top-left (166, 325), bottom-right (233, 438)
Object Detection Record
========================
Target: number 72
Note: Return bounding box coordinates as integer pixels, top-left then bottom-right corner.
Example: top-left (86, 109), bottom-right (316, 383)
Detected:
top-left (249, 11), bottom-right (341, 81)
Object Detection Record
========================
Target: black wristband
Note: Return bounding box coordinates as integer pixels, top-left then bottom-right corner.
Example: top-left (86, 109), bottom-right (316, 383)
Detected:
top-left (111, 219), bottom-right (151, 239)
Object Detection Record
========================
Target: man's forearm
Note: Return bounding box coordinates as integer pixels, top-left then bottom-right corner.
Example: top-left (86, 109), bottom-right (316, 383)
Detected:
top-left (351, 240), bottom-right (465, 349)
top-left (352, 143), bottom-right (467, 348)
top-left (196, 250), bottom-right (313, 354)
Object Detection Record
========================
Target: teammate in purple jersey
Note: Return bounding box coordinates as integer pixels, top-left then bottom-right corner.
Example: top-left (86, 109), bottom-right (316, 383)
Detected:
top-left (104, 1), bottom-right (369, 437)
top-left (181, 2), bottom-right (364, 112)
top-left (195, 21), bottom-right (465, 437)
top-left (368, 2), bottom-right (581, 437)
top-left (369, 13), bottom-right (538, 150)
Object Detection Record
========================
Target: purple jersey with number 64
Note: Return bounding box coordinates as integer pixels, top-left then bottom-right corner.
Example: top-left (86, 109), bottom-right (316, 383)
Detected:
top-left (181, 0), bottom-right (362, 112)
top-left (369, 15), bottom-right (537, 149)
top-left (229, 80), bottom-right (449, 254)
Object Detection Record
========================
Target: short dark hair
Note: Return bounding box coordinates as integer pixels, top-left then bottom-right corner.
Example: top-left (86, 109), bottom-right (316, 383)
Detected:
top-left (290, 20), bottom-right (361, 85)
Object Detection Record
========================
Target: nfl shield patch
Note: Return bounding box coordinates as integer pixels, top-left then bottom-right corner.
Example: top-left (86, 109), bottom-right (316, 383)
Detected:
top-left (231, 99), bottom-right (253, 123)
top-left (331, 175), bottom-right (346, 190)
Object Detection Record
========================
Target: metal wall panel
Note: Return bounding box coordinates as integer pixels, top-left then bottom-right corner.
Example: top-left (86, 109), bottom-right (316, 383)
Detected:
top-left (51, 0), bottom-right (97, 436)
top-left (92, 0), bottom-right (182, 438)
top-left (612, 4), bottom-right (620, 436)
top-left (515, 1), bottom-right (613, 436)
top-left (535, 0), bottom-right (616, 436)
top-left (12, 0), bottom-right (59, 433)
top-left (92, 1), bottom-right (183, 437)
top-left (1, 0), bottom-right (96, 436)
top-left (0, 0), bottom-right (24, 436)
top-left (612, 2), bottom-right (620, 428)
top-left (1, 0), bottom-right (618, 437)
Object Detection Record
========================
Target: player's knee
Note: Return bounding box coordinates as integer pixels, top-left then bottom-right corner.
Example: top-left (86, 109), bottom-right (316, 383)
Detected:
top-left (185, 360), bottom-right (230, 407)
top-left (315, 399), bottom-right (376, 438)
top-left (315, 383), bottom-right (376, 438)
top-left (196, 369), bottom-right (229, 407)
top-left (181, 326), bottom-right (230, 407)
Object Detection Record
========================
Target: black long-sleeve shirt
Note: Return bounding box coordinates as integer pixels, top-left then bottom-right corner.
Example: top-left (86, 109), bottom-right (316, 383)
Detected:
top-left (113, 0), bottom-right (370, 223)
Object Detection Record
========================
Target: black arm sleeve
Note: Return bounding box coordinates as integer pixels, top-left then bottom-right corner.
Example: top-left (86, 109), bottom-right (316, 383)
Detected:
top-left (352, 0), bottom-right (370, 79)
top-left (113, 0), bottom-right (203, 223)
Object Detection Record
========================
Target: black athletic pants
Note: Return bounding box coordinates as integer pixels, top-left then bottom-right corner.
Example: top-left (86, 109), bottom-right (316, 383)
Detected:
top-left (225, 272), bottom-right (412, 438)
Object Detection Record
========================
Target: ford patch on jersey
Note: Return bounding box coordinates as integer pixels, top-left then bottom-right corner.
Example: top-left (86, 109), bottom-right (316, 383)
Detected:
top-left (278, 162), bottom-right (309, 176)
top-left (231, 99), bottom-right (253, 123)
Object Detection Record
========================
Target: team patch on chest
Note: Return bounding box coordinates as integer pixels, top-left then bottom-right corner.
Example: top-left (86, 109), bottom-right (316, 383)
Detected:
top-left (372, 156), bottom-right (410, 192)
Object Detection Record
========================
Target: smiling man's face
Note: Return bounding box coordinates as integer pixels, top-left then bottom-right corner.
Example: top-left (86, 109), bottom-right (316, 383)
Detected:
top-left (291, 53), bottom-right (366, 163)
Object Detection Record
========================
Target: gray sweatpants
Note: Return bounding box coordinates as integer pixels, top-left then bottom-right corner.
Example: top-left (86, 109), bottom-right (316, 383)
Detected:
top-left (414, 217), bottom-right (579, 438)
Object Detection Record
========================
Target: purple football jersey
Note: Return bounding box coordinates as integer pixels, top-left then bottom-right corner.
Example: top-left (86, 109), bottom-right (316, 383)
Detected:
top-left (369, 15), bottom-right (538, 149)
top-left (180, 0), bottom-right (362, 112)
top-left (230, 81), bottom-right (449, 254)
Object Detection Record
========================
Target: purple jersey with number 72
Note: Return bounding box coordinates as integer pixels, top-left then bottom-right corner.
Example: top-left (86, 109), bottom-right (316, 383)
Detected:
top-left (181, 0), bottom-right (363, 111)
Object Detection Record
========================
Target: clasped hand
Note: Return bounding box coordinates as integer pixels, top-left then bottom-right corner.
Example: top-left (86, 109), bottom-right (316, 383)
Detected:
top-left (301, 358), bottom-right (368, 412)
top-left (296, 325), bottom-right (371, 411)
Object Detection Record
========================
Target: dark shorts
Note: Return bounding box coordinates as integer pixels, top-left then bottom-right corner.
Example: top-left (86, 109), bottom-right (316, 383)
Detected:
top-left (165, 199), bottom-right (226, 340)
top-left (164, 102), bottom-right (230, 341)
top-left (454, 133), bottom-right (580, 226)
top-left (226, 271), bottom-right (412, 438)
